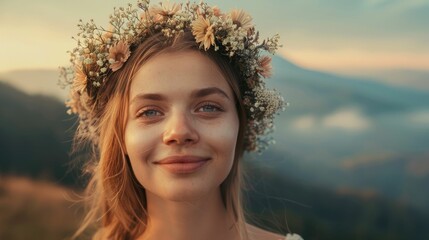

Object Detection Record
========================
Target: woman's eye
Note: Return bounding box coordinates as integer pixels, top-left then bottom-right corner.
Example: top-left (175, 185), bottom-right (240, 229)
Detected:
top-left (197, 103), bottom-right (223, 113)
top-left (137, 108), bottom-right (163, 118)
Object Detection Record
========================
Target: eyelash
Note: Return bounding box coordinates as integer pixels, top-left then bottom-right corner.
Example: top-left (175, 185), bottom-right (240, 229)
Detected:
top-left (136, 107), bottom-right (162, 118)
top-left (136, 102), bottom-right (224, 119)
top-left (197, 102), bottom-right (224, 113)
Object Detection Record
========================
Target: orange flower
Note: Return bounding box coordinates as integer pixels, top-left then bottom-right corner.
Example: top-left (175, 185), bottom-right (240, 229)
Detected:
top-left (141, 9), bottom-right (164, 23)
top-left (230, 9), bottom-right (253, 32)
top-left (73, 65), bottom-right (88, 94)
top-left (192, 16), bottom-right (215, 50)
top-left (151, 1), bottom-right (181, 17)
top-left (108, 40), bottom-right (131, 72)
top-left (258, 56), bottom-right (272, 78)
top-left (212, 6), bottom-right (222, 17)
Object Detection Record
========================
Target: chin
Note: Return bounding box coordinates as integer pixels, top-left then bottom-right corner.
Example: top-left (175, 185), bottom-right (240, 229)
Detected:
top-left (157, 184), bottom-right (217, 202)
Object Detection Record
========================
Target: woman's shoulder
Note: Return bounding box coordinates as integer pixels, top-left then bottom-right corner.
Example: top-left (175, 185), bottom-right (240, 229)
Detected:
top-left (245, 223), bottom-right (304, 240)
top-left (245, 223), bottom-right (286, 240)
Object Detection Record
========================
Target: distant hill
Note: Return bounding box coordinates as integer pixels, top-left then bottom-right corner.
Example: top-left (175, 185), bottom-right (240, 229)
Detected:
top-left (262, 56), bottom-right (429, 211)
top-left (270, 56), bottom-right (429, 116)
top-left (0, 81), bottom-right (79, 186)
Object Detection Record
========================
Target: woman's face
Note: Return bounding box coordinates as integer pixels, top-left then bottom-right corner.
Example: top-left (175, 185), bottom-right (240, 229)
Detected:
top-left (124, 50), bottom-right (239, 201)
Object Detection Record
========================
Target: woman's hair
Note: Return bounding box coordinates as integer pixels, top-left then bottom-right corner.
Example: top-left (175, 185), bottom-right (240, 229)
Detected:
top-left (73, 30), bottom-right (250, 240)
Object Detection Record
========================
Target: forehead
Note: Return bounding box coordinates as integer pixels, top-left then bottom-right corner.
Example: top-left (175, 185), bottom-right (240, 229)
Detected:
top-left (129, 50), bottom-right (234, 99)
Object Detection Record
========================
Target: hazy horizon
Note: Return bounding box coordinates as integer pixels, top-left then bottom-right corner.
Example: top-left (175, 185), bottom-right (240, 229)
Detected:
top-left (1, 0), bottom-right (428, 90)
top-left (1, 54), bottom-right (428, 100)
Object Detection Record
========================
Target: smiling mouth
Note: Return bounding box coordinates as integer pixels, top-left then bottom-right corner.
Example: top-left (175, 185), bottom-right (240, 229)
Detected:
top-left (155, 155), bottom-right (211, 174)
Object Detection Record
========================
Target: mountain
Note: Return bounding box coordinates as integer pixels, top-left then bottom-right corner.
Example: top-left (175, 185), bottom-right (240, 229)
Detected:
top-left (0, 81), bottom-right (79, 186)
top-left (270, 56), bottom-right (429, 116)
top-left (257, 56), bottom-right (429, 211)
top-left (338, 68), bottom-right (429, 91)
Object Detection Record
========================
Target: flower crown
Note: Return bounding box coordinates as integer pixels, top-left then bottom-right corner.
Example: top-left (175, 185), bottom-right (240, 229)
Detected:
top-left (59, 0), bottom-right (286, 152)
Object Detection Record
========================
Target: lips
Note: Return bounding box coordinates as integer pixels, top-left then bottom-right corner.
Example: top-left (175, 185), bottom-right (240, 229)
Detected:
top-left (155, 155), bottom-right (211, 174)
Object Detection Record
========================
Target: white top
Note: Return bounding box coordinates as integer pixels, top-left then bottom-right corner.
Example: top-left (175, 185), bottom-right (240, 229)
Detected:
top-left (285, 233), bottom-right (304, 240)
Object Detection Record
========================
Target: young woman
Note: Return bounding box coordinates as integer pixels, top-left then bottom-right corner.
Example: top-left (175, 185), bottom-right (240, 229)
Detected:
top-left (60, 1), bottom-right (303, 239)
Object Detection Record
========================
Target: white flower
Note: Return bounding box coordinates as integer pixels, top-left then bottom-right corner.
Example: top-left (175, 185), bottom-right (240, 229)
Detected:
top-left (83, 58), bottom-right (93, 65)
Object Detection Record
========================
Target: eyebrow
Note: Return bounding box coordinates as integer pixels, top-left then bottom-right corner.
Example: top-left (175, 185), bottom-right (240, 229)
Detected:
top-left (191, 87), bottom-right (230, 100)
top-left (130, 87), bottom-right (231, 105)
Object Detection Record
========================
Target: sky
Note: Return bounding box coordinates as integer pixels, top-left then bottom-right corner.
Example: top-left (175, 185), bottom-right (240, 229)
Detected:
top-left (0, 0), bottom-right (428, 84)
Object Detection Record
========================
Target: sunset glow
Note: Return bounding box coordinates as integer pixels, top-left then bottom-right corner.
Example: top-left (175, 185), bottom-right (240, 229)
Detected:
top-left (1, 0), bottom-right (428, 87)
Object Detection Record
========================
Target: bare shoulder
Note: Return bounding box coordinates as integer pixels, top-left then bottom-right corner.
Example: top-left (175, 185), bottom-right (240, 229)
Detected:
top-left (245, 223), bottom-right (285, 240)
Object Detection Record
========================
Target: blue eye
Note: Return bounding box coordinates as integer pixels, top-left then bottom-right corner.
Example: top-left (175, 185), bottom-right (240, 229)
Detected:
top-left (138, 108), bottom-right (163, 118)
top-left (198, 103), bottom-right (223, 112)
top-left (144, 109), bottom-right (160, 116)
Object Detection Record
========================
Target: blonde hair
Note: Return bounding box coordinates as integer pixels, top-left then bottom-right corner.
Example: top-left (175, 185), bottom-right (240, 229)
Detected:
top-left (73, 31), bottom-right (250, 240)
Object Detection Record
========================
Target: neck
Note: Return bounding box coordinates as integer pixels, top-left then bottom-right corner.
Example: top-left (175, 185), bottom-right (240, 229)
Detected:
top-left (137, 188), bottom-right (239, 240)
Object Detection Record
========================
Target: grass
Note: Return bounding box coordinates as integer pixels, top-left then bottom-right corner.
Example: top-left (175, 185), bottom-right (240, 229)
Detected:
top-left (0, 176), bottom-right (84, 240)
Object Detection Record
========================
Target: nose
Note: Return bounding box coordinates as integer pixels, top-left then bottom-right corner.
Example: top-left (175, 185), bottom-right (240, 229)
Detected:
top-left (162, 110), bottom-right (199, 146)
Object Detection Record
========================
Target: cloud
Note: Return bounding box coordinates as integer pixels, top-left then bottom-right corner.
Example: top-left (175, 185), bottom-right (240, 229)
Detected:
top-left (291, 115), bottom-right (317, 130)
top-left (322, 108), bottom-right (372, 131)
top-left (282, 48), bottom-right (429, 72)
top-left (291, 108), bottom-right (372, 132)
top-left (341, 152), bottom-right (395, 170)
top-left (407, 110), bottom-right (429, 125)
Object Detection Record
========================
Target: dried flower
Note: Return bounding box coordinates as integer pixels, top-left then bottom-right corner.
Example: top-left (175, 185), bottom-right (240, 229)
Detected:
top-left (101, 26), bottom-right (114, 42)
top-left (108, 40), bottom-right (131, 71)
top-left (138, 0), bottom-right (150, 10)
top-left (230, 9), bottom-right (253, 32)
top-left (141, 9), bottom-right (164, 23)
top-left (258, 56), bottom-right (272, 78)
top-left (151, 1), bottom-right (181, 17)
top-left (212, 6), bottom-right (222, 17)
top-left (73, 65), bottom-right (88, 94)
top-left (192, 16), bottom-right (215, 50)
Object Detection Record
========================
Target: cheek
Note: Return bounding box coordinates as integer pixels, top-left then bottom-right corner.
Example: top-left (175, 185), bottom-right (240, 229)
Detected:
top-left (207, 114), bottom-right (240, 184)
top-left (202, 114), bottom-right (240, 162)
top-left (124, 123), bottom-right (158, 180)
top-left (125, 121), bottom-right (162, 156)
